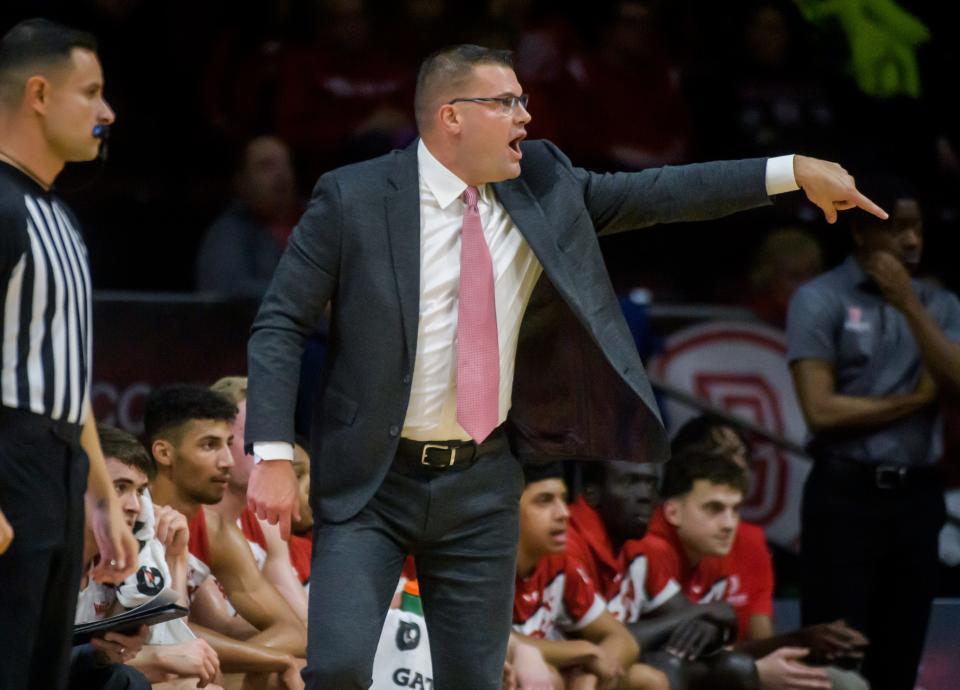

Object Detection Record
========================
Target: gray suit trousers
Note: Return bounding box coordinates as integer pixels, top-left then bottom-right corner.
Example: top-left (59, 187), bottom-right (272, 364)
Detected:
top-left (302, 430), bottom-right (523, 690)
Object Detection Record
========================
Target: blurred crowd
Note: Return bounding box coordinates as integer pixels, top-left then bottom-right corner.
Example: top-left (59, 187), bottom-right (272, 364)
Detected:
top-left (0, 0), bottom-right (957, 300)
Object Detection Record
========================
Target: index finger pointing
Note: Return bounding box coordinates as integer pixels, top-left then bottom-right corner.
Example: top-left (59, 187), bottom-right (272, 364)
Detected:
top-left (853, 190), bottom-right (888, 220)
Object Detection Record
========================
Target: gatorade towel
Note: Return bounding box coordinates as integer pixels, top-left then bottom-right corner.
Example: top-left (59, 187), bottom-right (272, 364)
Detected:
top-left (371, 580), bottom-right (434, 689)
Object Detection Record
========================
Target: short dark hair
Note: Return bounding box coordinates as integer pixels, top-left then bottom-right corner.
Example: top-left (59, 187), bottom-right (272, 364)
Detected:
top-left (0, 18), bottom-right (98, 107)
top-left (660, 449), bottom-right (748, 500)
top-left (522, 460), bottom-right (566, 486)
top-left (414, 44), bottom-right (513, 133)
top-left (671, 414), bottom-right (747, 457)
top-left (98, 423), bottom-right (157, 480)
top-left (579, 461), bottom-right (607, 488)
top-left (144, 384), bottom-right (237, 445)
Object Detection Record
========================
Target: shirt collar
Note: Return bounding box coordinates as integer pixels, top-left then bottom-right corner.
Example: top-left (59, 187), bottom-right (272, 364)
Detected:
top-left (417, 138), bottom-right (489, 210)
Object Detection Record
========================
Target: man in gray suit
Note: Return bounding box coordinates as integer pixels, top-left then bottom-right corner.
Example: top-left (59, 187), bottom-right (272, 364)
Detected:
top-left (244, 45), bottom-right (885, 690)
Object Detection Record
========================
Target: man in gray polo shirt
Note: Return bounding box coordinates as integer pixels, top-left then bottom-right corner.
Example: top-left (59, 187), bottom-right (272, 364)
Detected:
top-left (786, 176), bottom-right (960, 690)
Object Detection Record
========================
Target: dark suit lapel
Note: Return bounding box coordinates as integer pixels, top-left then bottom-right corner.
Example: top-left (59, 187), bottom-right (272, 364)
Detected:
top-left (385, 143), bottom-right (421, 363)
top-left (493, 177), bottom-right (570, 293)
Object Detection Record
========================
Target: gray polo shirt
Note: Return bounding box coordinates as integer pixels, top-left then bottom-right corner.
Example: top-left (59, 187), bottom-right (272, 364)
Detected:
top-left (786, 256), bottom-right (960, 466)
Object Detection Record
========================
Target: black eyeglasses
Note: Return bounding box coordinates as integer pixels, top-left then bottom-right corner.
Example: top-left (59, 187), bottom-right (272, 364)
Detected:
top-left (448, 94), bottom-right (530, 114)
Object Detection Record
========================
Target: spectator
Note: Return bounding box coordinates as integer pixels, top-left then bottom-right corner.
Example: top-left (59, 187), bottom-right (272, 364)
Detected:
top-left (273, 0), bottom-right (416, 177)
top-left (144, 385), bottom-right (306, 690)
top-left (195, 136), bottom-right (300, 300)
top-left (512, 462), bottom-right (667, 690)
top-left (787, 175), bottom-right (960, 690)
top-left (746, 227), bottom-right (823, 329)
top-left (567, 1), bottom-right (692, 169)
top-left (686, 1), bottom-right (842, 164)
top-left (209, 376), bottom-right (308, 617)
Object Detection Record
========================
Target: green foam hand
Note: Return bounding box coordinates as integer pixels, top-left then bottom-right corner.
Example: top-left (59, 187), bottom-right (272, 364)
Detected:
top-left (796, 0), bottom-right (930, 98)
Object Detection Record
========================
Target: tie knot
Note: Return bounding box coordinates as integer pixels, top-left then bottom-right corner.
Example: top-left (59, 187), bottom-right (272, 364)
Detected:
top-left (462, 185), bottom-right (480, 211)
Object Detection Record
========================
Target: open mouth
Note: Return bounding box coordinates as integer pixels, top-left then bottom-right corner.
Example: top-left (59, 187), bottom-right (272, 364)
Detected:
top-left (507, 134), bottom-right (525, 159)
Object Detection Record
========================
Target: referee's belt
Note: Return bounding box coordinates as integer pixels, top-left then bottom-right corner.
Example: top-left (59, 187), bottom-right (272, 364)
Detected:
top-left (0, 405), bottom-right (82, 446)
top-left (815, 454), bottom-right (939, 490)
top-left (395, 426), bottom-right (508, 470)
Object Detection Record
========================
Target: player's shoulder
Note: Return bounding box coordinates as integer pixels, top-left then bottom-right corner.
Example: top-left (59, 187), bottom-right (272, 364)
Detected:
top-left (736, 521), bottom-right (767, 549)
top-left (626, 533), bottom-right (676, 560)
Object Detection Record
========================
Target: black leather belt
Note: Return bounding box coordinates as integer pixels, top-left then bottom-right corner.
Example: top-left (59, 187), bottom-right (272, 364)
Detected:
top-left (0, 405), bottom-right (83, 446)
top-left (395, 427), bottom-right (508, 470)
top-left (815, 454), bottom-right (939, 490)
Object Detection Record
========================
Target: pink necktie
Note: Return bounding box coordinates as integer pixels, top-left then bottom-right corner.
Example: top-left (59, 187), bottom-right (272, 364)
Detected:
top-left (456, 185), bottom-right (500, 443)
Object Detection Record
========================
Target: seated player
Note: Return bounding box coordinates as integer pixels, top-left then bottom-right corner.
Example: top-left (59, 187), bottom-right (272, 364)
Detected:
top-left (74, 424), bottom-right (222, 689)
top-left (209, 376), bottom-right (308, 618)
top-left (640, 448), bottom-right (866, 689)
top-left (513, 462), bottom-right (668, 690)
top-left (569, 460), bottom-right (757, 690)
top-left (670, 415), bottom-right (869, 690)
top-left (145, 385), bottom-right (306, 690)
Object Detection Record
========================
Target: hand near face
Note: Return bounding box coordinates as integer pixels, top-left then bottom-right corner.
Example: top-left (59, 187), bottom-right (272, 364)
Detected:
top-left (153, 504), bottom-right (190, 559)
top-left (88, 494), bottom-right (139, 584)
top-left (794, 156), bottom-right (888, 224)
top-left (864, 250), bottom-right (918, 311)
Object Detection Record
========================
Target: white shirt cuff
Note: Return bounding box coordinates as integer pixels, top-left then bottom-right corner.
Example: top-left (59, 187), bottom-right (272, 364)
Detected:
top-left (253, 442), bottom-right (295, 463)
top-left (765, 154), bottom-right (799, 196)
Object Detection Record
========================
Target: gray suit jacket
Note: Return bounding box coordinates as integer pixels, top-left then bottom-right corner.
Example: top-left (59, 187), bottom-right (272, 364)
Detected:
top-left (246, 139), bottom-right (771, 522)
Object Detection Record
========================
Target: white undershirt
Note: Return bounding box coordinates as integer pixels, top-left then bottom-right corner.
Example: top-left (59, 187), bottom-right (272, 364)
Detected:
top-left (254, 151), bottom-right (798, 460)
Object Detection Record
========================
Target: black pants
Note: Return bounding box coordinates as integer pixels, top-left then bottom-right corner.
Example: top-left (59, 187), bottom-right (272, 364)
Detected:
top-left (302, 430), bottom-right (523, 690)
top-left (800, 457), bottom-right (944, 690)
top-left (0, 408), bottom-right (88, 690)
top-left (68, 645), bottom-right (151, 690)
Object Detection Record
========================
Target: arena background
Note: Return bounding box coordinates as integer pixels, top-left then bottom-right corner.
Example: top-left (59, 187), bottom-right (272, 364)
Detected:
top-left (3, 2), bottom-right (960, 681)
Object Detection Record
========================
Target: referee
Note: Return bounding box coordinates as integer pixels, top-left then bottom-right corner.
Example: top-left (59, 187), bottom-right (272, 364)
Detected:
top-left (0, 18), bottom-right (138, 690)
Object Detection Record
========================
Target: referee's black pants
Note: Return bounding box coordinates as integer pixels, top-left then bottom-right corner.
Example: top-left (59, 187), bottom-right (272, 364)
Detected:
top-left (0, 408), bottom-right (88, 690)
top-left (800, 456), bottom-right (944, 690)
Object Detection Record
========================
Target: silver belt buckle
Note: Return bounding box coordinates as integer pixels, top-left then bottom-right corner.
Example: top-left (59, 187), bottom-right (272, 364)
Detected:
top-left (421, 443), bottom-right (456, 468)
top-left (875, 465), bottom-right (906, 489)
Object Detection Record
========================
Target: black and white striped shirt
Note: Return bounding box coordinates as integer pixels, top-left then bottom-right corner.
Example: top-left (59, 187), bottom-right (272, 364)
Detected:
top-left (0, 162), bottom-right (92, 426)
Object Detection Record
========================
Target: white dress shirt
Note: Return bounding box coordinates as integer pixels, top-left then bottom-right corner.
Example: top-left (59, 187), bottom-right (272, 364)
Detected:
top-left (254, 149), bottom-right (798, 461)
